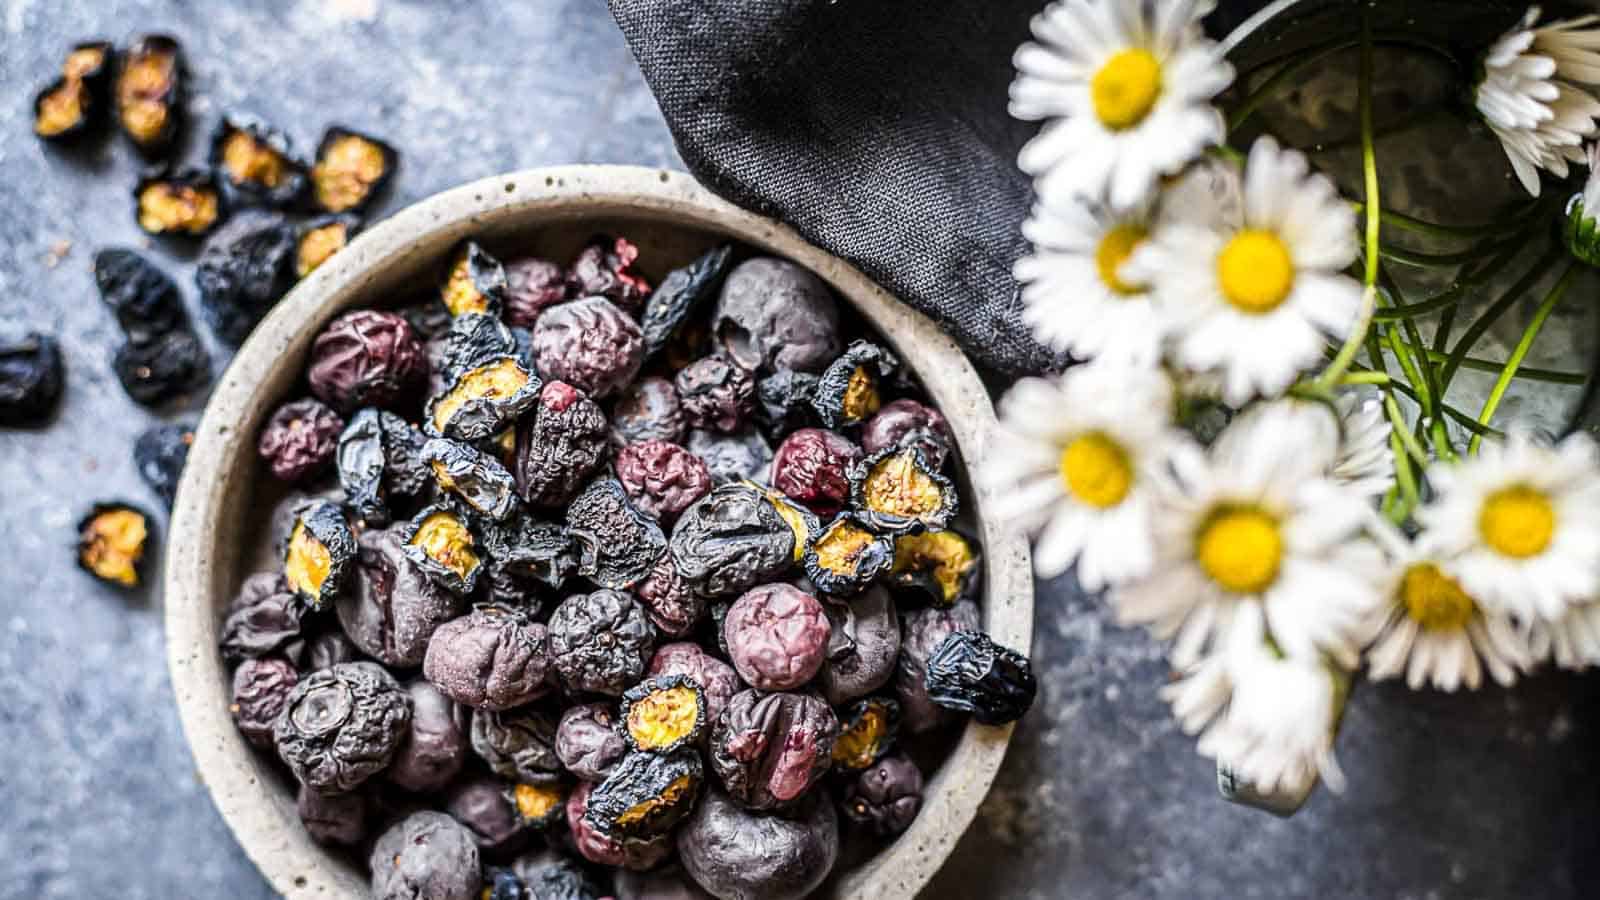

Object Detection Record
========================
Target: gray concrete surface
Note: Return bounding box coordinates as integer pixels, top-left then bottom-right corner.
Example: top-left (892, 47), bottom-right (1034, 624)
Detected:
top-left (1, 1), bottom-right (1598, 899)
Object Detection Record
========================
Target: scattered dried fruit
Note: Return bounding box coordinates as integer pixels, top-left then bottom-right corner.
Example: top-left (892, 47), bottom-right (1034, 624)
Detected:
top-left (611, 376), bottom-right (685, 447)
top-left (195, 211), bottom-right (296, 343)
top-left (340, 526), bottom-right (464, 667)
top-left (93, 248), bottom-right (185, 344)
top-left (440, 240), bottom-right (508, 318)
top-left (283, 500), bottom-right (357, 611)
top-left (0, 330), bottom-right (64, 426)
top-left (723, 583), bottom-right (830, 691)
top-left (112, 328), bottom-right (210, 406)
top-left (771, 427), bottom-right (861, 517)
top-left (312, 126), bottom-right (396, 214)
top-left (556, 703), bottom-right (628, 782)
top-left (584, 749), bottom-right (703, 839)
top-left (803, 513), bottom-right (894, 596)
top-left (547, 589), bottom-right (656, 696)
top-left (675, 355), bottom-right (755, 434)
top-left (567, 236), bottom-right (651, 314)
top-left (77, 501), bottom-right (152, 588)
top-left (512, 380), bottom-right (609, 508)
top-left (565, 477), bottom-right (666, 590)
top-left (295, 213), bottom-right (361, 278)
top-left (400, 504), bottom-right (483, 596)
top-left (368, 811), bottom-right (481, 900)
top-left (812, 340), bottom-right (899, 429)
top-left (133, 420), bottom-right (194, 507)
top-left (678, 788), bottom-right (838, 900)
top-left (850, 444), bottom-right (958, 535)
top-left (134, 166), bottom-right (222, 238)
top-left (115, 34), bottom-right (183, 156)
top-left (831, 696), bottom-right (900, 772)
top-left (640, 244), bottom-right (733, 357)
top-left (209, 113), bottom-right (306, 208)
top-left (668, 482), bottom-right (793, 598)
top-left (842, 754), bottom-right (923, 837)
top-left (615, 439), bottom-right (711, 522)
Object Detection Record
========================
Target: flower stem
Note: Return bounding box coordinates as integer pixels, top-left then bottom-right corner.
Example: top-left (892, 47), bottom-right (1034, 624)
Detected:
top-left (1385, 394), bottom-right (1430, 467)
top-left (1229, 40), bottom-right (1354, 132)
top-left (1389, 429), bottom-right (1422, 519)
top-left (1467, 261), bottom-right (1581, 453)
top-left (1352, 203), bottom-right (1540, 241)
top-left (1401, 345), bottom-right (1585, 385)
top-left (1341, 371), bottom-right (1391, 386)
top-left (1218, 0), bottom-right (1310, 56)
top-left (1437, 245), bottom-right (1565, 394)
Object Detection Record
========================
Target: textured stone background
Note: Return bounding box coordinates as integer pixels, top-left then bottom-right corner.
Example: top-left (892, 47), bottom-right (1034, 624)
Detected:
top-left (2, 1), bottom-right (1600, 899)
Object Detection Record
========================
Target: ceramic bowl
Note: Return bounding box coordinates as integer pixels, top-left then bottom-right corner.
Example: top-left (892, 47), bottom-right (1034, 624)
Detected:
top-left (163, 165), bottom-right (1033, 899)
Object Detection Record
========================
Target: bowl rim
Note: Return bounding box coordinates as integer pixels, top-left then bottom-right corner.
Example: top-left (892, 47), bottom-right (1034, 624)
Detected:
top-left (164, 164), bottom-right (1034, 899)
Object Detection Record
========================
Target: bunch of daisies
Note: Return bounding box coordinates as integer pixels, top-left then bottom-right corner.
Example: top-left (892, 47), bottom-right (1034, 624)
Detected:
top-left (994, 0), bottom-right (1600, 806)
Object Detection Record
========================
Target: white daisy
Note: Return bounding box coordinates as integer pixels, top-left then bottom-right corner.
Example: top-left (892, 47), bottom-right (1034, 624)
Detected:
top-left (1331, 394), bottom-right (1394, 499)
top-left (1014, 195), bottom-right (1166, 363)
top-left (1124, 136), bottom-right (1364, 406)
top-left (1112, 407), bottom-right (1383, 669)
top-left (1528, 600), bottom-right (1600, 670)
top-left (1010, 0), bottom-right (1234, 210)
top-left (1361, 525), bottom-right (1530, 691)
top-left (1475, 7), bottom-right (1600, 197)
top-left (1212, 394), bottom-right (1394, 500)
top-left (1416, 429), bottom-right (1600, 624)
top-left (981, 361), bottom-right (1185, 591)
top-left (1562, 141), bottom-right (1600, 266)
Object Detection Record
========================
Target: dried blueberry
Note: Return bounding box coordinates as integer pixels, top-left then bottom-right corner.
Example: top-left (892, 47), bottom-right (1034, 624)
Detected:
top-left (337, 407), bottom-right (428, 525)
top-left (895, 600), bottom-right (980, 733)
top-left (0, 330), bottom-right (64, 426)
top-left (614, 867), bottom-right (716, 900)
top-left (556, 702), bottom-right (628, 781)
top-left (547, 589), bottom-right (656, 696)
top-left (513, 381), bottom-right (609, 508)
top-left (503, 256), bottom-right (568, 328)
top-left (284, 500), bottom-right (357, 611)
top-left (480, 512), bottom-right (579, 592)
top-left (388, 678), bottom-right (471, 793)
top-left (668, 483), bottom-right (793, 598)
top-left (861, 397), bottom-right (953, 469)
top-left (472, 706), bottom-right (563, 783)
top-left (611, 376), bottom-right (685, 446)
top-left (842, 754), bottom-right (923, 837)
top-left (565, 781), bottom-right (673, 871)
top-left (889, 529), bottom-right (981, 608)
top-left (423, 604), bottom-right (551, 711)
top-left (634, 552), bottom-right (706, 637)
top-left (483, 867), bottom-right (527, 900)
top-left (220, 572), bottom-right (305, 663)
top-left (427, 355), bottom-right (542, 441)
top-left (640, 244), bottom-right (733, 357)
top-left (422, 437), bottom-right (518, 521)
top-left (849, 444), bottom-right (958, 535)
top-left (132, 420), bottom-right (193, 507)
top-left (565, 477), bottom-right (667, 590)
top-left (812, 340), bottom-right (898, 429)
top-left (209, 113), bottom-right (307, 209)
top-left (615, 439), bottom-right (712, 523)
top-left (831, 696), bottom-right (900, 772)
top-left (621, 675), bottom-right (706, 754)
top-left (275, 661), bottom-right (411, 794)
top-left (647, 642), bottom-right (739, 727)
top-left (230, 656), bottom-right (298, 748)
top-left (112, 328), bottom-right (210, 406)
top-left (400, 503), bottom-right (483, 595)
top-left (712, 257), bottom-right (841, 374)
top-left (93, 248), bottom-right (185, 344)
top-left (817, 585), bottom-right (900, 706)
top-left (722, 584), bottom-right (829, 691)
top-left (924, 630), bottom-right (1036, 725)
top-left (440, 240), bottom-right (508, 318)
top-left (686, 428), bottom-right (772, 486)
top-left (257, 397), bottom-right (344, 483)
top-left (770, 428), bottom-right (862, 516)
top-left (802, 513), bottom-right (894, 596)
top-left (369, 811), bottom-right (481, 900)
top-left (675, 356), bottom-right (754, 435)
top-left (677, 788), bottom-right (838, 900)
top-left (194, 211), bottom-right (295, 343)
top-left (585, 749), bottom-right (703, 839)
top-left (567, 236), bottom-right (651, 314)
top-left (513, 848), bottom-right (611, 899)
top-left (340, 526), bottom-right (465, 667)
top-left (707, 689), bottom-right (838, 811)
top-left (308, 309), bottom-right (426, 414)
top-left (311, 126), bottom-right (397, 215)
top-left (297, 782), bottom-right (367, 846)
top-left (532, 297), bottom-right (644, 399)
top-left (754, 369), bottom-right (819, 436)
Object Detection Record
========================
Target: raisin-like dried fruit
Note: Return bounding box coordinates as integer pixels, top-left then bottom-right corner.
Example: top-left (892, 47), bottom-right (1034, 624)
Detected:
top-left (708, 689), bottom-right (838, 811)
top-left (0, 329), bottom-right (64, 426)
top-left (611, 376), bottom-right (685, 446)
top-left (284, 500), bottom-right (357, 610)
top-left (640, 245), bottom-right (733, 357)
top-left (818, 585), bottom-right (900, 706)
top-left (754, 369), bottom-right (819, 436)
top-left (340, 526), bottom-right (465, 667)
top-left (678, 788), bottom-right (838, 900)
top-left (369, 811), bottom-right (481, 900)
top-left (230, 655), bottom-right (298, 748)
top-left (567, 236), bottom-right (651, 314)
top-left (890, 529), bottom-right (981, 608)
top-left (113, 328), bottom-right (210, 406)
top-left (33, 75), bottom-right (96, 143)
top-left (532, 297), bottom-right (644, 399)
top-left (647, 642), bottom-right (739, 727)
top-left (924, 630), bottom-right (1036, 725)
top-left (132, 420), bottom-right (194, 507)
top-left (565, 781), bottom-right (673, 871)
top-left (686, 428), bottom-right (772, 486)
top-left (135, 165), bottom-right (222, 238)
top-left (723, 583), bottom-right (829, 691)
top-left (503, 256), bottom-right (568, 328)
top-left (439, 240), bottom-right (508, 318)
top-left (509, 781), bottom-right (568, 831)
top-left (668, 483), bottom-right (793, 598)
top-left (896, 599), bottom-right (980, 733)
top-left (388, 678), bottom-right (471, 793)
top-left (547, 589), bottom-right (656, 696)
top-left (812, 340), bottom-right (899, 429)
top-left (427, 355), bottom-right (542, 441)
top-left (831, 696), bottom-right (900, 773)
top-left (209, 113), bottom-right (307, 209)
top-left (712, 257), bottom-right (841, 374)
top-left (675, 356), bottom-right (755, 434)
top-left (849, 444), bottom-right (958, 535)
top-left (93, 248), bottom-right (185, 344)
top-left (565, 477), bottom-right (667, 590)
top-left (337, 407), bottom-right (427, 525)
top-left (275, 661), bottom-right (411, 794)
top-left (771, 428), bottom-right (862, 517)
top-left (257, 397), bottom-right (344, 483)
top-left (556, 702), bottom-right (628, 781)
top-left (471, 706), bottom-right (563, 783)
top-left (77, 501), bottom-right (153, 588)
top-left (423, 604), bottom-right (551, 711)
top-left (803, 513), bottom-right (894, 596)
top-left (304, 629), bottom-right (361, 671)
top-left (621, 675), bottom-right (706, 753)
top-left (400, 503), bottom-right (484, 595)
top-left (422, 437), bottom-right (518, 521)
top-left (634, 552), bottom-right (706, 637)
top-left (842, 754), bottom-right (923, 837)
top-left (513, 380), bottom-right (609, 508)
top-left (115, 35), bottom-right (183, 156)
top-left (615, 439), bottom-right (711, 523)
top-left (861, 397), bottom-right (953, 469)
top-left (297, 782), bottom-right (367, 846)
top-left (480, 512), bottom-right (579, 592)
top-left (194, 211), bottom-right (295, 343)
top-left (220, 572), bottom-right (305, 662)
top-left (308, 309), bottom-right (426, 414)
top-left (584, 749), bottom-right (703, 839)
top-left (312, 126), bottom-right (397, 215)
top-left (760, 487), bottom-right (821, 563)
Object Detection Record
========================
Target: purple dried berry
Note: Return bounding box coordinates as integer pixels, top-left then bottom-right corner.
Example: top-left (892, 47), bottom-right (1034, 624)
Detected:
top-left (257, 397), bottom-right (345, 483)
top-left (369, 811), bottom-right (481, 900)
top-left (298, 783), bottom-right (368, 846)
top-left (723, 583), bottom-right (829, 691)
top-left (547, 589), bottom-right (656, 696)
top-left (818, 585), bottom-right (900, 706)
top-left (861, 398), bottom-right (953, 469)
top-left (842, 754), bottom-right (923, 837)
top-left (532, 297), bottom-right (644, 399)
top-left (423, 605), bottom-right (552, 711)
top-left (712, 257), bottom-right (841, 374)
top-left (708, 689), bottom-right (838, 811)
top-left (503, 256), bottom-right (568, 328)
top-left (512, 380), bottom-right (609, 508)
top-left (307, 309), bottom-right (425, 414)
top-left (556, 703), bottom-right (628, 781)
top-left (220, 572), bottom-right (305, 663)
top-left (675, 356), bottom-right (755, 434)
top-left (647, 642), bottom-right (740, 727)
top-left (230, 656), bottom-right (298, 749)
top-left (769, 428), bottom-right (861, 517)
top-left (615, 439), bottom-right (712, 523)
top-left (388, 679), bottom-right (471, 793)
top-left (567, 236), bottom-right (652, 315)
top-left (611, 376), bottom-right (686, 447)
top-left (895, 599), bottom-right (980, 733)
top-left (567, 781), bottom-right (672, 870)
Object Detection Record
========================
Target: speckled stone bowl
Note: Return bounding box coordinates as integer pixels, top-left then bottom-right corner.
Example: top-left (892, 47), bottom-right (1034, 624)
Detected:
top-left (164, 165), bottom-right (1033, 899)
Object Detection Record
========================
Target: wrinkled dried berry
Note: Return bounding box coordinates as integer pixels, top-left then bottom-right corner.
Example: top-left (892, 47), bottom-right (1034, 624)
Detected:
top-left (832, 696), bottom-right (900, 772)
top-left (675, 356), bottom-right (755, 435)
top-left (472, 706), bottom-right (563, 783)
top-left (803, 513), bottom-right (893, 596)
top-left (402, 297), bottom-right (454, 340)
top-left (640, 245), bottom-right (733, 357)
top-left (861, 398), bottom-right (953, 469)
top-left (400, 504), bottom-right (483, 595)
top-left (312, 126), bottom-right (397, 215)
top-left (423, 604), bottom-right (551, 711)
top-left (369, 811), bottom-right (481, 900)
top-left (76, 501), bottom-right (152, 589)
top-left (132, 421), bottom-right (193, 507)
top-left (678, 788), bottom-right (838, 900)
top-left (712, 257), bottom-right (841, 374)
top-left (533, 297), bottom-right (644, 399)
top-left (93, 248), bottom-right (185, 344)
top-left (34, 76), bottom-right (96, 142)
top-left (337, 408), bottom-right (428, 525)
top-left (209, 113), bottom-right (307, 208)
top-left (616, 439), bottom-right (711, 523)
top-left (193, 211), bottom-right (297, 342)
top-left (340, 526), bottom-right (465, 667)
top-left (842, 754), bottom-right (923, 837)
top-left (230, 656), bottom-right (298, 748)
top-left (567, 236), bottom-right (651, 314)
top-left (113, 328), bottom-right (210, 406)
top-left (422, 437), bottom-right (518, 521)
top-left (722, 583), bottom-right (828, 691)
top-left (585, 749), bottom-right (703, 839)
top-left (634, 553), bottom-right (706, 637)
top-left (771, 428), bottom-right (861, 517)
top-left (760, 487), bottom-right (821, 563)
top-left (115, 35), bottom-right (183, 156)
top-left (304, 629), bottom-right (361, 671)
top-left (812, 340), bottom-right (898, 429)
top-left (924, 630), bottom-right (1036, 725)
top-left (284, 500), bottom-right (357, 611)
top-left (388, 678), bottom-right (471, 793)
top-left (428, 355), bottom-right (542, 441)
top-left (565, 782), bottom-right (673, 871)
top-left (565, 477), bottom-right (666, 590)
top-left (480, 512), bottom-right (579, 592)
top-left (686, 428), bottom-right (772, 486)
top-left (556, 702), bottom-right (628, 781)
top-left (257, 397), bottom-right (344, 483)
top-left (220, 572), bottom-right (305, 662)
top-left (754, 369), bottom-right (819, 436)
top-left (611, 376), bottom-right (685, 447)
top-left (513, 381), bottom-right (609, 508)
top-left (308, 309), bottom-right (426, 414)
top-left (621, 675), bottom-right (706, 754)
top-left (440, 240), bottom-right (508, 318)
top-left (0, 330), bottom-right (64, 426)
top-left (297, 782), bottom-right (367, 846)
top-left (818, 585), bottom-right (900, 706)
top-left (431, 312), bottom-right (515, 387)
top-left (896, 600), bottom-right (980, 733)
top-left (890, 529), bottom-right (981, 608)
top-left (547, 589), bottom-right (656, 696)
top-left (503, 256), bottom-right (568, 328)
top-left (275, 661), bottom-right (411, 793)
top-left (850, 445), bottom-right (958, 535)
top-left (136, 166), bottom-right (224, 238)
top-left (708, 689), bottom-right (837, 811)
top-left (447, 775), bottom-right (528, 854)
top-left (484, 867), bottom-right (527, 900)
top-left (509, 781), bottom-right (568, 831)
top-left (669, 483), bottom-right (793, 598)
top-left (647, 642), bottom-right (739, 727)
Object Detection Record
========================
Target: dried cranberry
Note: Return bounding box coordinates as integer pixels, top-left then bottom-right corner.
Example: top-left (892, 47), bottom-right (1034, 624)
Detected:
top-left (675, 356), bottom-right (754, 434)
top-left (646, 642), bottom-right (740, 726)
top-left (503, 256), bottom-right (568, 328)
top-left (512, 380), bottom-right (609, 508)
top-left (861, 398), bottom-right (953, 469)
top-left (769, 428), bottom-right (861, 516)
top-left (634, 552), bottom-right (706, 637)
top-left (722, 583), bottom-right (829, 691)
top-left (257, 397), bottom-right (345, 483)
top-left (707, 689), bottom-right (838, 811)
top-left (567, 236), bottom-right (652, 315)
top-left (615, 439), bottom-right (712, 522)
top-left (307, 309), bottom-right (425, 414)
top-left (532, 297), bottom-right (644, 399)
top-left (611, 376), bottom-right (685, 446)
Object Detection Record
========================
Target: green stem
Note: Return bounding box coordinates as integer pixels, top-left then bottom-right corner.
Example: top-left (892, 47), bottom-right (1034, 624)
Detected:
top-left (1403, 345), bottom-right (1585, 385)
top-left (1438, 245), bottom-right (1564, 394)
top-left (1353, 203), bottom-right (1541, 242)
top-left (1385, 394), bottom-right (1430, 466)
top-left (1348, 369), bottom-right (1503, 439)
top-left (1379, 237), bottom-right (1521, 270)
top-left (1341, 371), bottom-right (1392, 386)
top-left (1389, 430), bottom-right (1422, 520)
top-left (1317, 22), bottom-right (1380, 392)
top-left (1468, 262), bottom-right (1580, 453)
top-left (1230, 40), bottom-right (1357, 132)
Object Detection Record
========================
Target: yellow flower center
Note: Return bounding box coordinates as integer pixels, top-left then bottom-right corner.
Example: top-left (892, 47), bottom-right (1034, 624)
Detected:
top-left (1091, 48), bottom-right (1163, 130)
top-left (1217, 229), bottom-right (1295, 314)
top-left (1478, 485), bottom-right (1555, 559)
top-left (1399, 562), bottom-right (1476, 631)
top-left (1095, 224), bottom-right (1148, 295)
top-left (1196, 505), bottom-right (1283, 594)
top-left (1058, 431), bottom-right (1133, 509)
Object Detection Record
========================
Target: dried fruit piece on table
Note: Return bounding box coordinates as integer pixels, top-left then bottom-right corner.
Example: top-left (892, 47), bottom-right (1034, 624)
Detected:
top-left (114, 34), bottom-right (183, 156)
top-left (134, 166), bottom-right (222, 238)
top-left (0, 330), bottom-right (64, 426)
top-left (308, 309), bottom-right (426, 414)
top-left (297, 782), bottom-right (367, 846)
top-left (532, 297), bottom-right (644, 399)
top-left (564, 477), bottom-right (666, 590)
top-left (112, 328), bottom-right (210, 406)
top-left (567, 235), bottom-right (652, 315)
top-left (861, 397), bottom-right (953, 469)
top-left (63, 40), bottom-right (115, 85)
top-left (423, 603), bottom-right (550, 711)
top-left (639, 244), bottom-right (734, 357)
top-left (220, 572), bottom-right (305, 662)
top-left (842, 754), bottom-right (923, 837)
top-left (34, 77), bottom-right (96, 141)
top-left (770, 428), bottom-right (862, 517)
top-left (564, 783), bottom-right (672, 871)
top-left (439, 240), bottom-right (508, 318)
top-left (388, 678), bottom-right (471, 793)
top-left (760, 487), bottom-right (820, 563)
top-left (427, 355), bottom-right (541, 441)
top-left (295, 213), bottom-right (361, 278)
top-left (615, 439), bottom-right (711, 523)
top-left (257, 397), bottom-right (344, 483)
top-left (621, 675), bottom-right (706, 754)
top-left (722, 583), bottom-right (829, 691)
top-left (647, 642), bottom-right (739, 726)
top-left (337, 408), bottom-right (427, 525)
top-left (368, 811), bottom-right (481, 900)
top-left (400, 503), bottom-right (483, 595)
top-left (584, 748), bottom-right (703, 839)
top-left (707, 689), bottom-right (838, 811)
top-left (686, 428), bottom-right (772, 486)
top-left (812, 340), bottom-right (900, 429)
top-left (230, 656), bottom-right (298, 748)
top-left (556, 703), bottom-right (627, 781)
top-left (849, 445), bottom-right (958, 535)
top-left (340, 526), bottom-right (464, 667)
top-left (923, 629), bottom-right (1037, 725)
top-left (668, 482), bottom-right (793, 598)
top-left (677, 788), bottom-right (838, 900)
top-left (209, 114), bottom-right (307, 208)
top-left (444, 775), bottom-right (527, 855)
top-left (93, 248), bottom-right (185, 344)
top-left (77, 501), bottom-right (152, 588)
top-left (480, 513), bottom-right (578, 591)
top-left (430, 312), bottom-right (515, 390)
top-left (471, 706), bottom-right (563, 784)
top-left (132, 421), bottom-right (194, 507)
top-left (275, 660), bottom-right (411, 793)
top-left (283, 500), bottom-right (357, 611)
top-left (611, 376), bottom-right (685, 447)
top-left (831, 696), bottom-right (900, 773)
top-left (422, 437), bottom-right (518, 521)
top-left (675, 356), bottom-right (755, 435)
top-left (712, 257), bottom-right (841, 374)
top-left (547, 589), bottom-right (656, 696)
top-left (803, 513), bottom-right (893, 596)
top-left (312, 126), bottom-right (397, 215)
top-left (512, 380), bottom-right (609, 508)
top-left (754, 369), bottom-right (819, 437)
top-left (634, 552), bottom-right (705, 637)
top-left (890, 529), bottom-right (981, 608)
top-left (895, 599), bottom-right (980, 733)
top-left (817, 585), bottom-right (900, 706)
top-left (502, 256), bottom-right (567, 328)
top-left (195, 211), bottom-right (296, 343)
top-left (509, 780), bottom-right (567, 831)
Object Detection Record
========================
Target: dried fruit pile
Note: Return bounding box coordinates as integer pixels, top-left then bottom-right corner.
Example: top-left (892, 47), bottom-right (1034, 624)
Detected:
top-left (221, 236), bottom-right (1033, 899)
